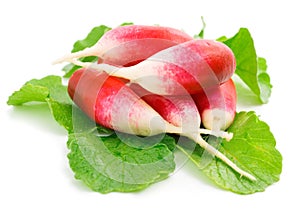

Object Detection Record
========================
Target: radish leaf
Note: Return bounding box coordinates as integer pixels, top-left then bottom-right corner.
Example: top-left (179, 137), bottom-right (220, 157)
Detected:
top-left (8, 75), bottom-right (176, 193)
top-left (67, 132), bottom-right (176, 193)
top-left (222, 28), bottom-right (272, 103)
top-left (47, 99), bottom-right (73, 132)
top-left (7, 84), bottom-right (49, 105)
top-left (66, 104), bottom-right (176, 193)
top-left (188, 111), bottom-right (282, 194)
top-left (7, 75), bottom-right (71, 105)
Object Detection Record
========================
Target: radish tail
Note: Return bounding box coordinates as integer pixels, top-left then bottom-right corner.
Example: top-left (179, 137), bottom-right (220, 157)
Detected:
top-left (165, 124), bottom-right (256, 181)
top-left (65, 59), bottom-right (137, 81)
top-left (193, 134), bottom-right (256, 181)
top-left (52, 46), bottom-right (100, 64)
top-left (69, 59), bottom-right (116, 73)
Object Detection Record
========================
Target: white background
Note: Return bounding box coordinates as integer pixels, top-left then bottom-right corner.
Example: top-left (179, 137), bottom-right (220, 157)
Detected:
top-left (1, 0), bottom-right (299, 220)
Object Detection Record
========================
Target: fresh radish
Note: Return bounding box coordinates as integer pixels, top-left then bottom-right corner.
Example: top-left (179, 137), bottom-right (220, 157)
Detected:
top-left (53, 25), bottom-right (192, 66)
top-left (130, 83), bottom-right (232, 141)
top-left (70, 39), bottom-right (236, 95)
top-left (68, 68), bottom-right (255, 180)
top-left (193, 79), bottom-right (237, 130)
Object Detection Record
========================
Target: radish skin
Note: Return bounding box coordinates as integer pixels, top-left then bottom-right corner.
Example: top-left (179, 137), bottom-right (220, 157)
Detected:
top-left (53, 25), bottom-right (192, 66)
top-left (70, 39), bottom-right (236, 95)
top-left (68, 69), bottom-right (255, 181)
top-left (193, 79), bottom-right (237, 130)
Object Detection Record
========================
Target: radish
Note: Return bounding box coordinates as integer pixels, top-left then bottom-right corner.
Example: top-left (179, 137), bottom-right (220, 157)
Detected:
top-left (68, 68), bottom-right (256, 180)
top-left (69, 39), bottom-right (236, 95)
top-left (68, 68), bottom-right (182, 136)
top-left (53, 25), bottom-right (192, 66)
top-left (193, 79), bottom-right (237, 130)
top-left (130, 83), bottom-right (233, 141)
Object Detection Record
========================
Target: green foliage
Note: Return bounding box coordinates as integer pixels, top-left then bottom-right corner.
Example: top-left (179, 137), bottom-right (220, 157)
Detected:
top-left (222, 28), bottom-right (272, 103)
top-left (189, 112), bottom-right (282, 194)
top-left (7, 23), bottom-right (281, 194)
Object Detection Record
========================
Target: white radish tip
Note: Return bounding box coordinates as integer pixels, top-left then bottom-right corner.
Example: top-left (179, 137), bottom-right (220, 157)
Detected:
top-left (52, 56), bottom-right (70, 65)
top-left (52, 46), bottom-right (100, 65)
top-left (202, 109), bottom-right (234, 131)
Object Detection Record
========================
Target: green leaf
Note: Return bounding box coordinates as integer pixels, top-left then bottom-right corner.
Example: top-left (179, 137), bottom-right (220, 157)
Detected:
top-left (63, 25), bottom-right (111, 78)
top-left (47, 98), bottom-right (73, 132)
top-left (7, 75), bottom-right (71, 105)
top-left (223, 28), bottom-right (272, 104)
top-left (72, 25), bottom-right (111, 52)
top-left (257, 57), bottom-right (272, 102)
top-left (46, 96), bottom-right (116, 135)
top-left (258, 57), bottom-right (267, 73)
top-left (7, 84), bottom-right (49, 105)
top-left (65, 104), bottom-right (176, 193)
top-left (67, 132), bottom-right (175, 193)
top-left (160, 135), bottom-right (177, 151)
top-left (188, 111), bottom-right (282, 194)
top-left (216, 35), bottom-right (228, 42)
top-left (119, 22), bottom-right (134, 26)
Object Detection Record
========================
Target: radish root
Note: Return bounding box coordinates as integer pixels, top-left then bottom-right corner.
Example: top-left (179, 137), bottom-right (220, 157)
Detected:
top-left (193, 134), bottom-right (256, 181)
top-left (165, 124), bottom-right (256, 181)
top-left (52, 47), bottom-right (100, 65)
top-left (58, 59), bottom-right (166, 84)
top-left (68, 59), bottom-right (132, 79)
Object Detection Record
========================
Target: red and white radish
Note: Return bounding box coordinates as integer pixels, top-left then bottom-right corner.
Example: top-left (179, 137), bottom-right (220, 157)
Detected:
top-left (71, 39), bottom-right (236, 95)
top-left (68, 68), bottom-right (181, 136)
top-left (193, 79), bottom-right (236, 130)
top-left (53, 25), bottom-right (192, 66)
top-left (130, 83), bottom-right (232, 140)
top-left (68, 68), bottom-right (255, 180)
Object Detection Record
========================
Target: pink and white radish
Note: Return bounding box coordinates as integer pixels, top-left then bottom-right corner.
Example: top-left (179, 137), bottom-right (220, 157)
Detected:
top-left (130, 83), bottom-right (232, 140)
top-left (53, 25), bottom-right (192, 66)
top-left (193, 79), bottom-right (237, 130)
top-left (70, 39), bottom-right (236, 95)
top-left (68, 68), bottom-right (255, 180)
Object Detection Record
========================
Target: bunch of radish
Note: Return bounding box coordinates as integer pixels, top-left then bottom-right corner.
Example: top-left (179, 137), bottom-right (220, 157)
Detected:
top-left (56, 25), bottom-right (256, 181)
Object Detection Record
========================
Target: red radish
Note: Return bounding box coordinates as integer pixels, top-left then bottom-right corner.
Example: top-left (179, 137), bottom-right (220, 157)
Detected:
top-left (53, 25), bottom-right (192, 66)
top-left (193, 79), bottom-right (237, 130)
top-left (68, 68), bottom-right (255, 180)
top-left (71, 39), bottom-right (236, 95)
top-left (68, 68), bottom-right (182, 136)
top-left (130, 83), bottom-right (232, 141)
